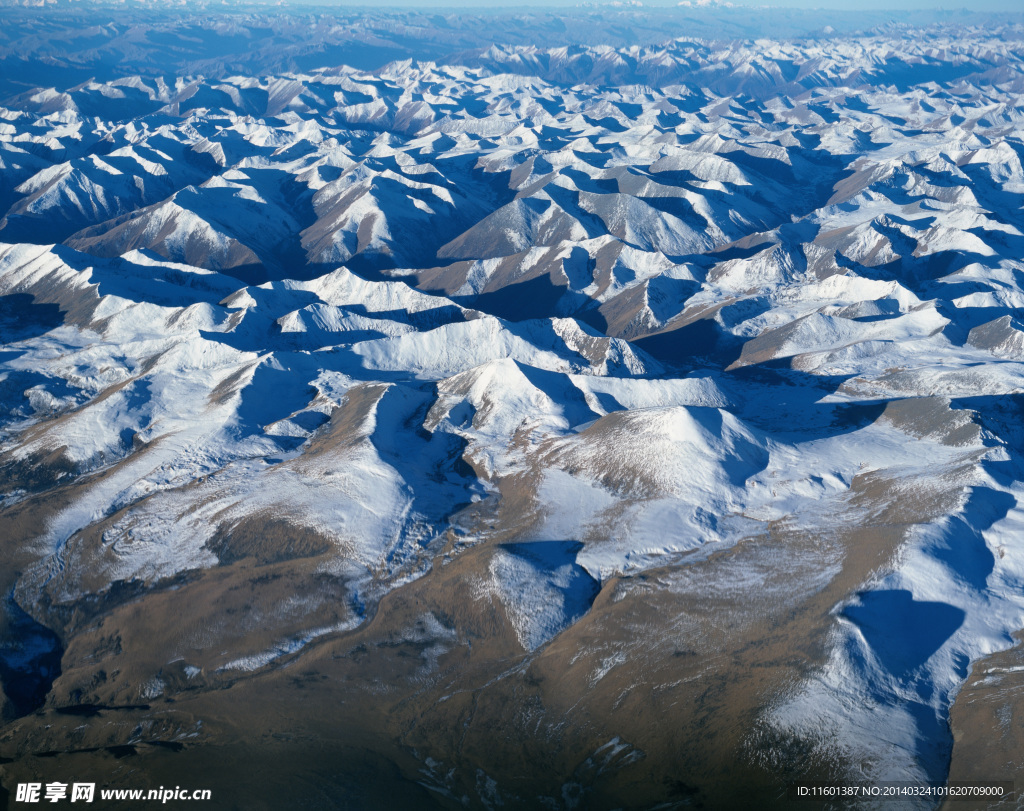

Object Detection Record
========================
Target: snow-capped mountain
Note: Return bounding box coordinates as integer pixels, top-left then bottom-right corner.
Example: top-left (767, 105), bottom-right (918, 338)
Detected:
top-left (2, 10), bottom-right (1024, 809)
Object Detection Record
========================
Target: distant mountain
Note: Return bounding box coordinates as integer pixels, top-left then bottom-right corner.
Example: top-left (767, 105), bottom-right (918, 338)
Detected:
top-left (2, 4), bottom-right (1023, 100)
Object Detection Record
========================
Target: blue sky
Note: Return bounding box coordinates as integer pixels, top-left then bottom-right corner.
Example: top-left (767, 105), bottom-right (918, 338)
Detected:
top-left (731, 0), bottom-right (1019, 7)
top-left (317, 1), bottom-right (1023, 10)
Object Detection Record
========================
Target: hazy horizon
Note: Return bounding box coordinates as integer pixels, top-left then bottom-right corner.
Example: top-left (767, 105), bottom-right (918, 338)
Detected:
top-left (6, 0), bottom-right (1024, 11)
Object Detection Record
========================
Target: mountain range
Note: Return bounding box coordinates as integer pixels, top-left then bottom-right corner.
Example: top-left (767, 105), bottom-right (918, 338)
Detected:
top-left (2, 9), bottom-right (1024, 809)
